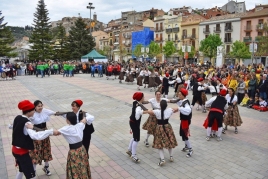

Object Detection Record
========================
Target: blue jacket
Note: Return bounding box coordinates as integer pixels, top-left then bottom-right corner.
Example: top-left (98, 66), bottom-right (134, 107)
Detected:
top-left (98, 64), bottom-right (103, 71)
top-left (91, 65), bottom-right (95, 71)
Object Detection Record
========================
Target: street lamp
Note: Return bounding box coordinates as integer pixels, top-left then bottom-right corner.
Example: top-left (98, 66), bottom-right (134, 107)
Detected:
top-left (86, 2), bottom-right (95, 35)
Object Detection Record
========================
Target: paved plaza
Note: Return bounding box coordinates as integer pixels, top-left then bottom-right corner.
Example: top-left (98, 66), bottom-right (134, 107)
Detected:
top-left (0, 74), bottom-right (268, 179)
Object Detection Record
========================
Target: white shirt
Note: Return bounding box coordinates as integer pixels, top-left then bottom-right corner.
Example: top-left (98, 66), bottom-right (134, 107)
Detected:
top-left (148, 98), bottom-right (168, 109)
top-left (205, 96), bottom-right (217, 107)
top-left (144, 71), bottom-right (150, 76)
top-left (260, 101), bottom-right (267, 107)
top-left (153, 108), bottom-right (173, 120)
top-left (135, 106), bottom-right (143, 120)
top-left (21, 115), bottom-right (53, 141)
top-left (225, 94), bottom-right (238, 103)
top-left (31, 108), bottom-right (55, 124)
top-left (197, 83), bottom-right (206, 91)
top-left (75, 109), bottom-right (94, 125)
top-left (208, 86), bottom-right (220, 94)
top-left (177, 99), bottom-right (192, 115)
top-left (139, 70), bottom-right (145, 76)
top-left (58, 122), bottom-right (85, 144)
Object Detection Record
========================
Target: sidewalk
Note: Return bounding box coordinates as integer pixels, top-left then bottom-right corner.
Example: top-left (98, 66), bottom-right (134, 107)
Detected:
top-left (0, 74), bottom-right (267, 179)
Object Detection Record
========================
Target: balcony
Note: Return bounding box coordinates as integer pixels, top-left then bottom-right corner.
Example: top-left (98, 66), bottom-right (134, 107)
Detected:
top-left (255, 36), bottom-right (262, 42)
top-left (124, 42), bottom-right (131, 47)
top-left (224, 25), bottom-right (233, 32)
top-left (115, 34), bottom-right (119, 37)
top-left (224, 38), bottom-right (232, 43)
top-left (244, 25), bottom-right (252, 32)
top-left (155, 28), bottom-right (164, 32)
top-left (203, 28), bottom-right (210, 34)
top-left (173, 27), bottom-right (179, 33)
top-left (124, 34), bottom-right (132, 39)
top-left (181, 35), bottom-right (187, 40)
top-left (256, 24), bottom-right (264, 32)
top-left (113, 41), bottom-right (119, 45)
top-left (154, 37), bottom-right (163, 42)
top-left (213, 27), bottom-right (221, 33)
top-left (243, 36), bottom-right (252, 43)
top-left (166, 29), bottom-right (172, 33)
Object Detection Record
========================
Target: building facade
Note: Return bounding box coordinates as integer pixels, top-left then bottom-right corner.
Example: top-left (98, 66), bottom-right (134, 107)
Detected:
top-left (199, 13), bottom-right (247, 64)
top-left (221, 0), bottom-right (246, 14)
top-left (91, 31), bottom-right (109, 50)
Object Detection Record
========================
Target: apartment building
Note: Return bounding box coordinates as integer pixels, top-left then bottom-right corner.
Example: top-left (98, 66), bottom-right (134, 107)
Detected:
top-left (199, 13), bottom-right (247, 64)
top-left (221, 0), bottom-right (246, 14)
top-left (91, 31), bottom-right (108, 50)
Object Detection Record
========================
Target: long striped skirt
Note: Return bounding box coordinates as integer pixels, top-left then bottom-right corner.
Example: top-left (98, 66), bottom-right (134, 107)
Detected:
top-left (29, 136), bottom-right (52, 165)
top-left (67, 146), bottom-right (91, 179)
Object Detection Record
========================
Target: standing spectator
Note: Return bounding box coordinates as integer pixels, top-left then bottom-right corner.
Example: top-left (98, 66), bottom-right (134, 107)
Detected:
top-left (237, 76), bottom-right (246, 104)
top-left (90, 63), bottom-right (95, 77)
top-left (98, 62), bottom-right (103, 77)
top-left (257, 74), bottom-right (268, 102)
top-left (248, 74), bottom-right (257, 98)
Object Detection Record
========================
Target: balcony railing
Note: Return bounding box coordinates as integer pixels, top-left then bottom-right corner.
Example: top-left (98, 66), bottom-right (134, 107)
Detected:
top-left (173, 27), bottom-right (179, 33)
top-left (155, 28), bottom-right (164, 32)
top-left (213, 27), bottom-right (221, 33)
top-left (181, 35), bottom-right (187, 40)
top-left (256, 24), bottom-right (264, 31)
top-left (203, 28), bottom-right (210, 34)
top-left (244, 25), bottom-right (252, 32)
top-left (243, 36), bottom-right (252, 42)
top-left (224, 38), bottom-right (232, 43)
top-left (124, 43), bottom-right (131, 47)
top-left (124, 34), bottom-right (132, 39)
top-left (155, 37), bottom-right (163, 42)
top-left (255, 36), bottom-right (262, 42)
top-left (224, 25), bottom-right (233, 32)
top-left (166, 29), bottom-right (172, 33)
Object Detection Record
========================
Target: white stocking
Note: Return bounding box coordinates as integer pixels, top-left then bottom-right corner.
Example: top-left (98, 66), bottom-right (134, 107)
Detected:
top-left (131, 141), bottom-right (139, 156)
top-left (128, 138), bottom-right (134, 151)
top-left (16, 172), bottom-right (23, 179)
top-left (146, 134), bottom-right (150, 141)
top-left (158, 149), bottom-right (164, 160)
top-left (217, 127), bottom-right (223, 137)
top-left (168, 148), bottom-right (173, 157)
top-left (45, 161), bottom-right (49, 167)
top-left (185, 140), bottom-right (192, 149)
top-left (207, 127), bottom-right (212, 137)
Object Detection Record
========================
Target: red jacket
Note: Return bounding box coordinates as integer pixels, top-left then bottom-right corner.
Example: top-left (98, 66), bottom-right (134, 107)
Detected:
top-left (117, 65), bottom-right (121, 72)
top-left (107, 65), bottom-right (113, 72)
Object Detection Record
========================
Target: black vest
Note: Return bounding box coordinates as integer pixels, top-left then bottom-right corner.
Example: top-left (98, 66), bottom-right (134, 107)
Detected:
top-left (211, 96), bottom-right (227, 113)
top-left (129, 101), bottom-right (142, 126)
top-left (180, 100), bottom-right (192, 121)
top-left (12, 115), bottom-right (34, 150)
top-left (78, 110), bottom-right (95, 135)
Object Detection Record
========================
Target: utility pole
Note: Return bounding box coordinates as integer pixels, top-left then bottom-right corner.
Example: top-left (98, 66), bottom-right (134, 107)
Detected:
top-left (86, 2), bottom-right (95, 35)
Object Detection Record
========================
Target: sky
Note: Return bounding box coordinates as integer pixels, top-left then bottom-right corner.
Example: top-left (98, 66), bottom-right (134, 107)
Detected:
top-left (1, 0), bottom-right (267, 27)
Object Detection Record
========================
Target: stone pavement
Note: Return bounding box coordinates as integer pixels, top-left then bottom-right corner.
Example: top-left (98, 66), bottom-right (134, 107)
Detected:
top-left (0, 74), bottom-right (268, 179)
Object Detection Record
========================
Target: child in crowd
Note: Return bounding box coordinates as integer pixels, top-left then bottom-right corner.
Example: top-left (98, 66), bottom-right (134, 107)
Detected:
top-left (246, 97), bottom-right (254, 108)
top-left (251, 96), bottom-right (260, 109)
top-left (240, 93), bottom-right (249, 107)
top-left (252, 97), bottom-right (268, 112)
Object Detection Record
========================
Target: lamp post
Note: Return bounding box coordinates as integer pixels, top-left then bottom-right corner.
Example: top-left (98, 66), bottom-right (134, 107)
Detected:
top-left (86, 2), bottom-right (95, 35)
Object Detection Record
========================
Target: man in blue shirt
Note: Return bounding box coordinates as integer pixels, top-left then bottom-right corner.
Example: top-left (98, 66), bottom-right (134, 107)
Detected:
top-left (98, 63), bottom-right (103, 77)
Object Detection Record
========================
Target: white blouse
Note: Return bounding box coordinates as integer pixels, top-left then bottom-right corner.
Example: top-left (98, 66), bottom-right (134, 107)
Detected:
top-left (208, 86), bottom-right (220, 93)
top-left (135, 106), bottom-right (143, 120)
top-left (31, 108), bottom-right (55, 124)
top-left (144, 71), bottom-right (150, 76)
top-left (225, 94), bottom-right (238, 103)
top-left (153, 108), bottom-right (173, 120)
top-left (58, 123), bottom-right (85, 144)
top-left (148, 98), bottom-right (168, 109)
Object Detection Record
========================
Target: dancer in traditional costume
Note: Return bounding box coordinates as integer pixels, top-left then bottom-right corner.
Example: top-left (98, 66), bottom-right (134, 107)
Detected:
top-left (12, 100), bottom-right (56, 179)
top-left (119, 66), bottom-right (125, 84)
top-left (143, 68), bottom-right (150, 88)
top-left (191, 78), bottom-right (207, 113)
top-left (56, 112), bottom-right (91, 179)
top-left (205, 89), bottom-right (228, 141)
top-left (126, 92), bottom-right (148, 162)
top-left (223, 88), bottom-right (243, 134)
top-left (147, 100), bottom-right (178, 166)
top-left (170, 71), bottom-right (184, 98)
top-left (148, 70), bottom-right (157, 92)
top-left (137, 68), bottom-right (144, 90)
top-left (161, 73), bottom-right (171, 98)
top-left (29, 100), bottom-right (57, 176)
top-left (175, 88), bottom-right (193, 158)
top-left (125, 67), bottom-right (134, 84)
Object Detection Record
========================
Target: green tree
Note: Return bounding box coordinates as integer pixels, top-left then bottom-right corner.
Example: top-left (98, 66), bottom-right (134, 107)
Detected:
top-left (178, 46), bottom-right (195, 58)
top-left (163, 41), bottom-right (176, 58)
top-left (199, 34), bottom-right (222, 60)
top-left (119, 46), bottom-right (127, 61)
top-left (0, 11), bottom-right (16, 57)
top-left (229, 41), bottom-right (251, 61)
top-left (256, 22), bottom-right (268, 56)
top-left (133, 44), bottom-right (143, 58)
top-left (148, 41), bottom-right (161, 59)
top-left (66, 17), bottom-right (95, 60)
top-left (29, 0), bottom-right (53, 61)
top-left (52, 24), bottom-right (69, 61)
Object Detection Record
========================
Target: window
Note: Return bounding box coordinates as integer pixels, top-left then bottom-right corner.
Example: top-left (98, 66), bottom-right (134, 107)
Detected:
top-left (160, 22), bottom-right (163, 30)
top-left (246, 32), bottom-right (250, 36)
top-left (205, 35), bottom-right (209, 38)
top-left (226, 45), bottom-right (230, 53)
top-left (156, 23), bottom-right (159, 31)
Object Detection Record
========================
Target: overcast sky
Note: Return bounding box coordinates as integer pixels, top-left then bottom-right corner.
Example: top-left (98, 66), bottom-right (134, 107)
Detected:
top-left (1, 0), bottom-right (267, 27)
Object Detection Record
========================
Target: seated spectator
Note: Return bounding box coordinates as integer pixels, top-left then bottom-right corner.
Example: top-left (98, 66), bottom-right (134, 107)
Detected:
top-left (247, 97), bottom-right (254, 108)
top-left (253, 97), bottom-right (268, 112)
top-left (251, 96), bottom-right (260, 109)
top-left (240, 93), bottom-right (249, 107)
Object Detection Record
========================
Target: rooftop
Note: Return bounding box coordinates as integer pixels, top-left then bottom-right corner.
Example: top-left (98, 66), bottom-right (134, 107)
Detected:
top-left (241, 8), bottom-right (268, 19)
top-left (203, 12), bottom-right (248, 22)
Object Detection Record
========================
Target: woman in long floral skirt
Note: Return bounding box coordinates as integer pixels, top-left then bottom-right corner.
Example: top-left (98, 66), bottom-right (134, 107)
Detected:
top-left (147, 100), bottom-right (177, 166)
top-left (29, 100), bottom-right (56, 176)
top-left (223, 88), bottom-right (243, 134)
top-left (56, 112), bottom-right (91, 179)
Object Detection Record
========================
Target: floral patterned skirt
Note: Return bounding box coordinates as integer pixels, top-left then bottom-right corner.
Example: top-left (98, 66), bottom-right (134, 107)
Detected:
top-left (153, 123), bottom-right (178, 149)
top-left (224, 105), bottom-right (243, 127)
top-left (67, 146), bottom-right (91, 179)
top-left (198, 92), bottom-right (207, 105)
top-left (29, 134), bottom-right (52, 165)
top-left (137, 76), bottom-right (143, 86)
top-left (142, 114), bottom-right (157, 135)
